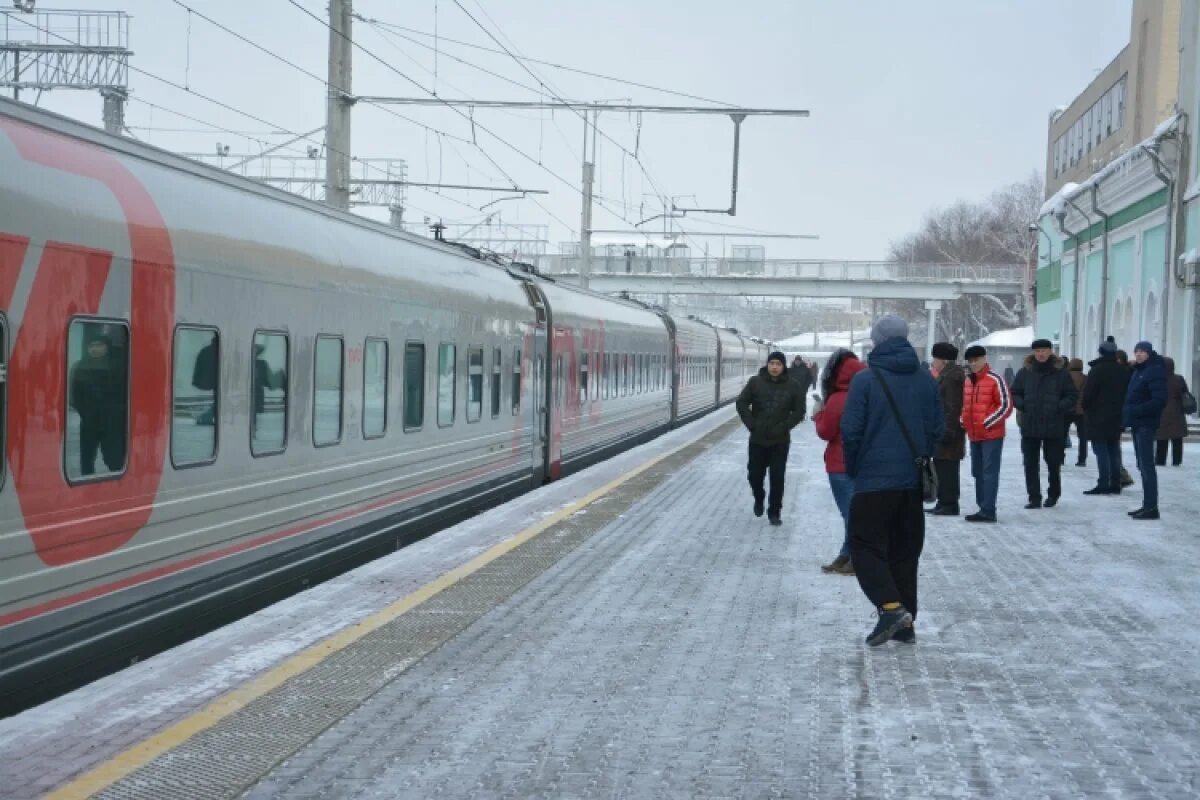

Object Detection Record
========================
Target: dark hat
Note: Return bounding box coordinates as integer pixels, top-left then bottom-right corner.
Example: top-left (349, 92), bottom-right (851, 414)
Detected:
top-left (1031, 338), bottom-right (1053, 350)
top-left (767, 350), bottom-right (787, 365)
top-left (1099, 338), bottom-right (1118, 355)
top-left (870, 314), bottom-right (909, 346)
top-left (1134, 340), bottom-right (1154, 354)
top-left (931, 342), bottom-right (958, 360)
top-left (964, 345), bottom-right (987, 360)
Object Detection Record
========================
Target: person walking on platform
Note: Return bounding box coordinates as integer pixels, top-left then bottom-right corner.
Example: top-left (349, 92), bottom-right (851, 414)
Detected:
top-left (1155, 356), bottom-right (1188, 467)
top-left (736, 350), bottom-right (806, 526)
top-left (1010, 339), bottom-right (1077, 509)
top-left (928, 342), bottom-right (966, 516)
top-left (961, 345), bottom-right (1013, 522)
top-left (841, 315), bottom-right (942, 645)
top-left (789, 355), bottom-right (811, 420)
top-left (1123, 341), bottom-right (1168, 520)
top-left (813, 348), bottom-right (866, 575)
top-left (1082, 338), bottom-right (1130, 495)
top-left (1066, 358), bottom-right (1088, 467)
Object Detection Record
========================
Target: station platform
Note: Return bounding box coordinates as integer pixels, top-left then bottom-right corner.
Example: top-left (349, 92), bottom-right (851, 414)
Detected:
top-left (3, 407), bottom-right (1200, 799)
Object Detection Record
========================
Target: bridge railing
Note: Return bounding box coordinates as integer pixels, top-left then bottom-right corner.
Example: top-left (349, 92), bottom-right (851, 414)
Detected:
top-left (534, 256), bottom-right (1023, 284)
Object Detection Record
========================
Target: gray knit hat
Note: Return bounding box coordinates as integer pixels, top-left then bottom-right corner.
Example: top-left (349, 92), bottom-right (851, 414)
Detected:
top-left (870, 314), bottom-right (909, 346)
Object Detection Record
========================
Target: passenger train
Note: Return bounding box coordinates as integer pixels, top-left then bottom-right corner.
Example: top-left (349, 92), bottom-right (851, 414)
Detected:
top-left (0, 97), bottom-right (770, 714)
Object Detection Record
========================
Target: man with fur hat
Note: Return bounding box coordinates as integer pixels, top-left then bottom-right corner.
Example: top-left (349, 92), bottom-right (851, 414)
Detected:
top-left (1122, 340), bottom-right (1169, 519)
top-left (961, 344), bottom-right (1012, 522)
top-left (1010, 339), bottom-right (1077, 509)
top-left (736, 350), bottom-right (806, 525)
top-left (927, 342), bottom-right (966, 515)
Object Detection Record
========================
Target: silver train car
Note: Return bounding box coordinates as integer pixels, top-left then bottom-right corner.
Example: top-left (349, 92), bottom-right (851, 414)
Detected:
top-left (0, 97), bottom-right (768, 713)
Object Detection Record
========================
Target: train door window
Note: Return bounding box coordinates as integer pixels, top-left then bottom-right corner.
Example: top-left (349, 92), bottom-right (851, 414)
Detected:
top-left (251, 331), bottom-right (288, 456)
top-left (437, 343), bottom-right (456, 427)
top-left (623, 354), bottom-right (630, 396)
top-left (602, 353), bottom-right (610, 399)
top-left (65, 318), bottom-right (130, 482)
top-left (172, 326), bottom-right (219, 467)
top-left (592, 351), bottom-right (600, 400)
top-left (491, 347), bottom-right (502, 418)
top-left (363, 338), bottom-right (388, 439)
top-left (511, 346), bottom-right (521, 415)
top-left (0, 315), bottom-right (5, 487)
top-left (403, 342), bottom-right (425, 430)
top-left (579, 351), bottom-right (589, 405)
top-left (313, 335), bottom-right (343, 447)
top-left (467, 346), bottom-right (483, 423)
top-left (554, 354), bottom-right (564, 408)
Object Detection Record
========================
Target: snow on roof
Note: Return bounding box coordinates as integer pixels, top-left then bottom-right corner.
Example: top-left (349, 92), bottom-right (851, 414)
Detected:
top-left (1039, 182), bottom-right (1080, 219)
top-left (967, 326), bottom-right (1036, 350)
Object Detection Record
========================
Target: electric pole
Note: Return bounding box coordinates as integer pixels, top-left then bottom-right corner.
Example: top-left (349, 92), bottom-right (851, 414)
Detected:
top-left (325, 0), bottom-right (353, 211)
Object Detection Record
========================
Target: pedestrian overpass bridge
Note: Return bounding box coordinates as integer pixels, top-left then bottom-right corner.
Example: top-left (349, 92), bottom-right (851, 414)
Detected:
top-left (534, 258), bottom-right (1024, 301)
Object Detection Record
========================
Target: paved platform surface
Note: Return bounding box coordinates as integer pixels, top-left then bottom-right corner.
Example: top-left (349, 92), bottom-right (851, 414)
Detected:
top-left (5, 412), bottom-right (1200, 799)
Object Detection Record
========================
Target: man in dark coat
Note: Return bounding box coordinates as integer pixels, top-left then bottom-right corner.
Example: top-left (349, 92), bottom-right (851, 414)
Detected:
top-left (928, 342), bottom-right (965, 516)
top-left (68, 331), bottom-right (128, 476)
top-left (842, 315), bottom-right (942, 646)
top-left (1155, 356), bottom-right (1188, 466)
top-left (1066, 358), bottom-right (1088, 467)
top-left (1082, 338), bottom-right (1130, 495)
top-left (736, 351), bottom-right (806, 526)
top-left (1123, 341), bottom-right (1168, 519)
top-left (789, 355), bottom-right (811, 419)
top-left (1010, 339), bottom-right (1077, 508)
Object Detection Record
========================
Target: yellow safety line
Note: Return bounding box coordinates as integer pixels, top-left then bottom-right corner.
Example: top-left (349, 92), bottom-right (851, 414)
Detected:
top-left (48, 422), bottom-right (725, 799)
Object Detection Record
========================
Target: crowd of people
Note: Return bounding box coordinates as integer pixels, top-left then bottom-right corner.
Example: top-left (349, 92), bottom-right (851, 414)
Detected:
top-left (735, 316), bottom-right (1192, 647)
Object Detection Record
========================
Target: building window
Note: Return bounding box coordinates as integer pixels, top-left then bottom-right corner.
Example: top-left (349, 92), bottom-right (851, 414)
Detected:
top-left (172, 326), bottom-right (218, 466)
top-left (437, 343), bottom-right (456, 427)
top-left (313, 335), bottom-right (343, 447)
top-left (467, 346), bottom-right (483, 423)
top-left (251, 330), bottom-right (288, 456)
top-left (491, 347), bottom-right (502, 418)
top-left (66, 318), bottom-right (129, 480)
top-left (363, 338), bottom-right (387, 438)
top-left (404, 342), bottom-right (425, 431)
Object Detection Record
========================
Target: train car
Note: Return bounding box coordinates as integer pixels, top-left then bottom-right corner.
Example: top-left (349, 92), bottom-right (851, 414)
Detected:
top-left (716, 327), bottom-right (746, 405)
top-left (666, 316), bottom-right (720, 424)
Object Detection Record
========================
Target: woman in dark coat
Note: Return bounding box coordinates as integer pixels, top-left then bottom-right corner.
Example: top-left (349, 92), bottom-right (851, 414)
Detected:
top-left (1156, 356), bottom-right (1188, 466)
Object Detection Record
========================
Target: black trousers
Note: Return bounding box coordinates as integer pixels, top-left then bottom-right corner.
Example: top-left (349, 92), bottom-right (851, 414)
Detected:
top-left (1155, 438), bottom-right (1184, 466)
top-left (747, 441), bottom-right (789, 516)
top-left (79, 422), bottom-right (125, 476)
top-left (1064, 414), bottom-right (1087, 464)
top-left (933, 457), bottom-right (960, 508)
top-left (849, 489), bottom-right (924, 618)
top-left (1021, 437), bottom-right (1064, 502)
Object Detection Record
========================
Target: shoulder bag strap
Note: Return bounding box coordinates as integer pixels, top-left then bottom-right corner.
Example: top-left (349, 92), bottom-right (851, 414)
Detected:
top-left (871, 367), bottom-right (921, 461)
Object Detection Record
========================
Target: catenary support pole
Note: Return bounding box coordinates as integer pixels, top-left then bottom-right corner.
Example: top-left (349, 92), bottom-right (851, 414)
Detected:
top-left (325, 0), bottom-right (353, 211)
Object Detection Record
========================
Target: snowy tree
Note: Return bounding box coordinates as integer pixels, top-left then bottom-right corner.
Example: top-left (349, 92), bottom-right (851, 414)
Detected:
top-left (885, 173), bottom-right (1041, 347)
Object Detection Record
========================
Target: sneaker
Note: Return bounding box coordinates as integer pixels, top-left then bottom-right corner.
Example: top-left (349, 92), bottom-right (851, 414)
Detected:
top-left (1131, 508), bottom-right (1160, 520)
top-left (892, 625), bottom-right (916, 644)
top-left (753, 498), bottom-right (764, 517)
top-left (831, 558), bottom-right (855, 576)
top-left (965, 512), bottom-right (997, 523)
top-left (821, 555), bottom-right (849, 573)
top-left (866, 606), bottom-right (913, 646)
top-left (768, 515), bottom-right (782, 526)
top-left (1025, 500), bottom-right (1042, 509)
top-left (1044, 497), bottom-right (1058, 508)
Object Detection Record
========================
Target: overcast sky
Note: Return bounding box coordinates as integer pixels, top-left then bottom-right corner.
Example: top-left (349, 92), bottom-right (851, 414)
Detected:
top-left (8, 0), bottom-right (1134, 259)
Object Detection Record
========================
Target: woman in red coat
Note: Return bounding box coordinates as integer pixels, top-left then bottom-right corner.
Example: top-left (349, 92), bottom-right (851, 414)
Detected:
top-left (813, 349), bottom-right (867, 574)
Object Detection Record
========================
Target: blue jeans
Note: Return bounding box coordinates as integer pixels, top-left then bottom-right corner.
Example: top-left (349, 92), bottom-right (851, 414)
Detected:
top-left (828, 472), bottom-right (855, 557)
top-left (1092, 437), bottom-right (1121, 490)
top-left (969, 439), bottom-right (1004, 517)
top-left (1132, 427), bottom-right (1158, 510)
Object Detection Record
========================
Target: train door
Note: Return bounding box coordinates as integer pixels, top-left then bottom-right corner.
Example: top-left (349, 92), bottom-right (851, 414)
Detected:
top-left (519, 280), bottom-right (553, 484)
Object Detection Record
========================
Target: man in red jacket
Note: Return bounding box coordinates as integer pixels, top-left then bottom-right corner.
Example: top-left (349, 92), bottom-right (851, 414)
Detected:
top-left (961, 345), bottom-right (1012, 522)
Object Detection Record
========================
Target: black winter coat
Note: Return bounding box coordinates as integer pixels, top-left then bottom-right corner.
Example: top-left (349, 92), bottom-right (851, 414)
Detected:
top-left (1123, 353), bottom-right (1169, 431)
top-left (1011, 355), bottom-right (1077, 439)
top-left (934, 362), bottom-right (966, 461)
top-left (1082, 354), bottom-right (1130, 440)
top-left (737, 367), bottom-right (806, 445)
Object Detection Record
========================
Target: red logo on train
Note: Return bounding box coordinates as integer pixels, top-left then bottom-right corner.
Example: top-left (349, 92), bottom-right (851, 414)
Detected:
top-left (0, 118), bottom-right (175, 566)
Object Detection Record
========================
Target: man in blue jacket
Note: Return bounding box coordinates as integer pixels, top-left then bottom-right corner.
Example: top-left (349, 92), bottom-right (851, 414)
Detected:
top-left (842, 315), bottom-right (943, 646)
top-left (1123, 340), bottom-right (1168, 519)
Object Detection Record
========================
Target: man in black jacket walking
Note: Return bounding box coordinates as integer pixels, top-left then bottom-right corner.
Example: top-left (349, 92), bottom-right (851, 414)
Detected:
top-left (1082, 338), bottom-right (1131, 495)
top-left (736, 351), bottom-right (806, 526)
top-left (1010, 339), bottom-right (1077, 508)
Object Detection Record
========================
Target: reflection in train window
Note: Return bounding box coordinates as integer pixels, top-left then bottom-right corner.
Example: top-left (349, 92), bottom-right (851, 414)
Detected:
top-left (251, 331), bottom-right (288, 456)
top-left (65, 318), bottom-right (130, 481)
top-left (172, 326), bottom-right (218, 467)
top-left (404, 342), bottom-right (425, 430)
top-left (467, 347), bottom-right (483, 423)
top-left (592, 351), bottom-right (600, 401)
top-left (437, 343), bottom-right (456, 427)
top-left (313, 336), bottom-right (344, 446)
top-left (511, 346), bottom-right (521, 415)
top-left (580, 351), bottom-right (589, 405)
top-left (491, 347), bottom-right (502, 418)
top-left (363, 338), bottom-right (388, 438)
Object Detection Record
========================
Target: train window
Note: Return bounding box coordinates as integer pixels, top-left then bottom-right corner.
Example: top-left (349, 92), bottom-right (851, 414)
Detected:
top-left (172, 326), bottom-right (219, 467)
top-left (403, 342), bottom-right (425, 431)
top-left (592, 351), bottom-right (600, 401)
top-left (491, 347), bottom-right (502, 418)
top-left (554, 354), bottom-right (564, 408)
top-left (602, 353), bottom-right (610, 399)
top-left (363, 338), bottom-right (388, 439)
top-left (0, 314), bottom-right (5, 487)
top-left (313, 336), bottom-right (344, 447)
top-left (511, 346), bottom-right (521, 415)
top-left (65, 318), bottom-right (130, 481)
top-left (580, 351), bottom-right (589, 405)
top-left (467, 347), bottom-right (483, 423)
top-left (437, 343), bottom-right (456, 427)
top-left (251, 331), bottom-right (288, 456)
